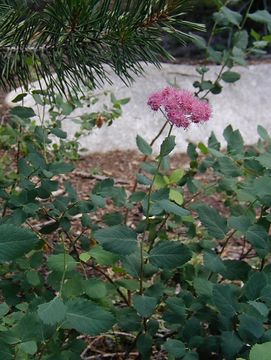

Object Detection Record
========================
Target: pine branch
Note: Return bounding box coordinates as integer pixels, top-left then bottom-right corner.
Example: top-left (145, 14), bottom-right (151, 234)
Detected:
top-left (0, 0), bottom-right (204, 94)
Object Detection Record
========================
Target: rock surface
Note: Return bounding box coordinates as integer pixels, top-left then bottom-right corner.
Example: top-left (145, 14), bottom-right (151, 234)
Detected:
top-left (6, 62), bottom-right (271, 153)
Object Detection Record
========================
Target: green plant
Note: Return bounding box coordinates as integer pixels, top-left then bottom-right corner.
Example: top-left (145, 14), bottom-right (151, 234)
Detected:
top-left (190, 0), bottom-right (271, 97)
top-left (1, 84), bottom-right (271, 358)
top-left (1, 1), bottom-right (271, 359)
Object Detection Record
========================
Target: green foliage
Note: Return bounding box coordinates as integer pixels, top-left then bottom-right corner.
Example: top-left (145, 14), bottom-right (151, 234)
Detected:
top-left (191, 1), bottom-right (271, 98)
top-left (2, 102), bottom-right (271, 358)
top-left (1, 2), bottom-right (271, 359)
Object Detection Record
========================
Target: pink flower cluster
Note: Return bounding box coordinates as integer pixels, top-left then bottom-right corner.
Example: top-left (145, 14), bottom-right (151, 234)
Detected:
top-left (147, 87), bottom-right (211, 129)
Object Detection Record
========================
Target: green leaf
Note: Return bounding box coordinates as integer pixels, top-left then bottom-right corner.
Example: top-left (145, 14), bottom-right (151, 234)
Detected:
top-left (157, 199), bottom-right (189, 217)
top-left (168, 169), bottom-right (184, 184)
top-left (117, 308), bottom-right (141, 332)
top-left (149, 241), bottom-right (192, 269)
top-left (257, 125), bottom-right (270, 141)
top-left (19, 341), bottom-right (37, 355)
top-left (238, 314), bottom-right (264, 342)
top-left (88, 245), bottom-right (119, 266)
top-left (48, 162), bottom-right (74, 175)
top-left (169, 189), bottom-right (183, 205)
top-left (137, 333), bottom-right (152, 358)
top-left (244, 272), bottom-right (267, 300)
top-left (249, 341), bottom-right (271, 360)
top-left (163, 297), bottom-right (186, 324)
top-left (221, 332), bottom-right (244, 359)
top-left (194, 278), bottom-right (214, 298)
top-left (11, 106), bottom-right (36, 118)
top-left (94, 225), bottom-right (138, 255)
top-left (246, 225), bottom-right (269, 258)
top-left (38, 297), bottom-right (67, 326)
top-left (217, 156), bottom-right (242, 177)
top-left (65, 299), bottom-right (115, 336)
top-left (26, 270), bottom-right (41, 286)
top-left (222, 260), bottom-right (251, 281)
top-left (0, 303), bottom-right (9, 318)
top-left (228, 215), bottom-right (252, 233)
top-left (0, 225), bottom-right (39, 262)
top-left (133, 295), bottom-right (157, 317)
top-left (136, 173), bottom-right (152, 186)
top-left (234, 30), bottom-right (249, 50)
top-left (136, 135), bottom-right (152, 156)
top-left (223, 126), bottom-right (244, 155)
top-left (248, 10), bottom-right (271, 25)
top-left (47, 253), bottom-right (77, 272)
top-left (84, 279), bottom-right (107, 299)
top-left (253, 176), bottom-right (271, 206)
top-left (50, 127), bottom-right (67, 139)
top-left (257, 153), bottom-right (271, 169)
top-left (163, 339), bottom-right (186, 358)
top-left (0, 343), bottom-right (13, 360)
top-left (160, 136), bottom-right (176, 157)
top-left (204, 250), bottom-right (226, 274)
top-left (213, 284), bottom-right (238, 318)
top-left (221, 6), bottom-right (242, 26)
top-left (248, 301), bottom-right (269, 319)
top-left (221, 71), bottom-right (241, 83)
top-left (12, 93), bottom-right (28, 103)
top-left (192, 204), bottom-right (228, 239)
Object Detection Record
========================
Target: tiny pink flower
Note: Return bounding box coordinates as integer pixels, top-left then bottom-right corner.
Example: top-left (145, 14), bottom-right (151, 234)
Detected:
top-left (147, 87), bottom-right (211, 129)
top-left (147, 91), bottom-right (163, 111)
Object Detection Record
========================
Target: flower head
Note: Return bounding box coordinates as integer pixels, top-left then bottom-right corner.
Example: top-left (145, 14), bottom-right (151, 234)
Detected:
top-left (147, 87), bottom-right (211, 129)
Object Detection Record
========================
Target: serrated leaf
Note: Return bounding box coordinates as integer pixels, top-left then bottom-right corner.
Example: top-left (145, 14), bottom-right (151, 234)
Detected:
top-left (228, 215), bottom-right (252, 233)
top-left (84, 279), bottom-right (107, 299)
top-left (192, 204), bottom-right (228, 239)
top-left (11, 106), bottom-right (36, 118)
top-left (0, 343), bottom-right (13, 360)
top-left (149, 241), bottom-right (192, 269)
top-left (163, 339), bottom-right (186, 358)
top-left (217, 156), bottom-right (242, 177)
top-left (246, 225), bottom-right (269, 258)
top-left (65, 299), bottom-right (115, 335)
top-left (222, 260), bottom-right (251, 281)
top-left (47, 253), bottom-right (77, 272)
top-left (160, 135), bottom-right (176, 157)
top-left (221, 332), bottom-right (244, 359)
top-left (157, 199), bottom-right (189, 217)
top-left (249, 341), bottom-right (271, 360)
top-left (0, 303), bottom-right (9, 318)
top-left (257, 153), bottom-right (271, 169)
top-left (194, 277), bottom-right (213, 298)
top-left (133, 295), bottom-right (157, 317)
top-left (136, 135), bottom-right (152, 156)
top-left (204, 250), bottom-right (226, 274)
top-left (38, 297), bottom-right (67, 325)
top-left (244, 272), bottom-right (267, 300)
top-left (213, 284), bottom-right (238, 318)
top-left (238, 314), bottom-right (264, 342)
top-left (19, 341), bottom-right (37, 355)
top-left (88, 245), bottom-right (119, 266)
top-left (137, 333), bottom-right (152, 357)
top-left (221, 6), bottom-right (242, 26)
top-left (0, 225), bottom-right (39, 262)
top-left (94, 225), bottom-right (137, 255)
